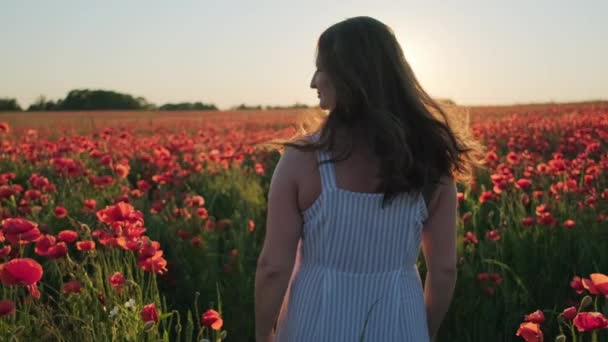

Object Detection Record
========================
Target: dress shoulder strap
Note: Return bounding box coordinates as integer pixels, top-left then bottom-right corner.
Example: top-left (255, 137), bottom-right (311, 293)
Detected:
top-left (309, 131), bottom-right (337, 191)
top-left (316, 150), bottom-right (337, 190)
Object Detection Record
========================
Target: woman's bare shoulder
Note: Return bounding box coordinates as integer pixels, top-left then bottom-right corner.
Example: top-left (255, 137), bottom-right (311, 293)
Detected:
top-left (280, 144), bottom-right (318, 178)
top-left (427, 174), bottom-right (457, 215)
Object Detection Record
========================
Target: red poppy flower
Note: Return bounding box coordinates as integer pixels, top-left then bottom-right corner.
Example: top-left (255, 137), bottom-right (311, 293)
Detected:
top-left (537, 212), bottom-right (557, 226)
top-left (561, 306), bottom-right (577, 320)
top-left (24, 189), bottom-right (41, 201)
top-left (200, 309), bottom-right (223, 330)
top-left (83, 199), bottom-right (97, 212)
top-left (196, 207), bottom-right (209, 220)
top-left (52, 157), bottom-right (83, 177)
top-left (582, 278), bottom-right (600, 295)
top-left (76, 240), bottom-right (96, 252)
top-left (515, 178), bottom-right (532, 191)
top-left (141, 303), bottom-right (159, 324)
top-left (463, 231), bottom-right (478, 244)
top-left (177, 229), bottom-right (192, 240)
top-left (204, 218), bottom-right (216, 231)
top-left (254, 162), bottom-right (265, 175)
top-left (96, 202), bottom-right (142, 225)
top-left (562, 220), bottom-right (576, 229)
top-left (124, 239), bottom-right (143, 251)
top-left (490, 174), bottom-right (508, 194)
top-left (130, 189), bottom-right (144, 198)
top-left (136, 180), bottom-right (151, 192)
top-left (532, 190), bottom-right (545, 200)
top-left (477, 272), bottom-right (502, 286)
top-left (0, 299), bottom-right (16, 317)
top-left (590, 273), bottom-right (608, 297)
top-left (456, 192), bottom-right (465, 204)
top-left (92, 229), bottom-right (114, 246)
top-left (1, 218), bottom-right (41, 245)
top-left (490, 273), bottom-right (503, 285)
top-left (138, 241), bottom-right (161, 258)
top-left (521, 217), bottom-right (536, 227)
top-left (515, 322), bottom-right (543, 342)
top-left (187, 195), bottom-right (205, 207)
top-left (109, 272), bottom-right (126, 288)
top-left (506, 152), bottom-right (521, 165)
top-left (55, 206), bottom-right (68, 218)
top-left (28, 174), bottom-right (51, 190)
top-left (524, 310), bottom-right (545, 324)
top-left (573, 312), bottom-right (608, 332)
top-left (150, 200), bottom-right (165, 214)
top-left (535, 204), bottom-right (549, 216)
top-left (0, 172), bottom-right (16, 185)
top-left (477, 273), bottom-right (490, 281)
top-left (486, 229), bottom-right (501, 241)
top-left (571, 276), bottom-right (585, 294)
top-left (0, 186), bottom-right (12, 200)
top-left (137, 252), bottom-right (168, 275)
top-left (63, 280), bottom-right (83, 294)
top-left (100, 154), bottom-right (112, 166)
top-left (0, 258), bottom-right (43, 298)
top-left (485, 150), bottom-right (498, 163)
top-left (0, 245), bottom-right (11, 258)
top-left (46, 242), bottom-right (68, 259)
top-left (114, 163), bottom-right (130, 179)
top-left (89, 175), bottom-right (114, 188)
top-left (191, 236), bottom-right (203, 248)
top-left (35, 234), bottom-right (56, 256)
top-left (57, 230), bottom-right (78, 243)
top-left (0, 122), bottom-right (9, 134)
top-left (479, 191), bottom-right (496, 203)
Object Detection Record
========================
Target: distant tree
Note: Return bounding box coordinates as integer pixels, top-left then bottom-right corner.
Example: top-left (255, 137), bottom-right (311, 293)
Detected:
top-left (231, 103), bottom-right (263, 110)
top-left (265, 102), bottom-right (310, 110)
top-left (0, 98), bottom-right (22, 111)
top-left (136, 96), bottom-right (157, 110)
top-left (159, 102), bottom-right (218, 111)
top-left (27, 95), bottom-right (59, 111)
top-left (59, 89), bottom-right (146, 110)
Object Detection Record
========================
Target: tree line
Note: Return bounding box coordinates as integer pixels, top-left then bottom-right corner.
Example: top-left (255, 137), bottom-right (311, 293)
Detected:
top-left (0, 89), bottom-right (216, 111)
top-left (0, 89), bottom-right (311, 112)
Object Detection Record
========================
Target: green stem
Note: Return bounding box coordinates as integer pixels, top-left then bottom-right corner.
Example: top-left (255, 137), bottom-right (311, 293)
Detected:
top-left (570, 323), bottom-right (577, 342)
top-left (594, 296), bottom-right (599, 312)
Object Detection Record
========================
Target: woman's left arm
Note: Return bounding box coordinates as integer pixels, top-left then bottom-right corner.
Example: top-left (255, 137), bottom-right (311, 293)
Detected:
top-left (255, 148), bottom-right (303, 341)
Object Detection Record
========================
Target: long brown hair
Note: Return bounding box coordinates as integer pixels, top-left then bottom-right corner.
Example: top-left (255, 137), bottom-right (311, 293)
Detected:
top-left (279, 16), bottom-right (484, 207)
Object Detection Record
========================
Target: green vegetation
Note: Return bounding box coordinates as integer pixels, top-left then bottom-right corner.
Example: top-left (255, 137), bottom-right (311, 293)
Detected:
top-left (0, 98), bottom-right (22, 111)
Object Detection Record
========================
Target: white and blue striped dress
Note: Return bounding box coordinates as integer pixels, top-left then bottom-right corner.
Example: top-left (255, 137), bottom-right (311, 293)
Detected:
top-left (274, 148), bottom-right (431, 341)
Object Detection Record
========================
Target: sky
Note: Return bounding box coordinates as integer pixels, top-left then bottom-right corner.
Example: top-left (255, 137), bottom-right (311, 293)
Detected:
top-left (1, 0), bottom-right (607, 110)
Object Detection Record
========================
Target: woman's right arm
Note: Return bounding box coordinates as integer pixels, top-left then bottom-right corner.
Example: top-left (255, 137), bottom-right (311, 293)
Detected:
top-left (421, 176), bottom-right (458, 341)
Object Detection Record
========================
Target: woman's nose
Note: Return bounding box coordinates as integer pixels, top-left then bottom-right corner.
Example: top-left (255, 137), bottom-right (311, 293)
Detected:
top-left (310, 75), bottom-right (316, 89)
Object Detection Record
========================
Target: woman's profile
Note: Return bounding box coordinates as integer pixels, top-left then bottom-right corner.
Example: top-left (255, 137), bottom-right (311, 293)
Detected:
top-left (255, 16), bottom-right (479, 342)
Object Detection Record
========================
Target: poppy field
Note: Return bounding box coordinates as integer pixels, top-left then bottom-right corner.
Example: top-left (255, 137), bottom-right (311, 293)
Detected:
top-left (0, 103), bottom-right (607, 341)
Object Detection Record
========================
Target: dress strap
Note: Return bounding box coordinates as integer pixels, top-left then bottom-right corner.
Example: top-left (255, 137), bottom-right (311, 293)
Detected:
top-left (316, 150), bottom-right (337, 190)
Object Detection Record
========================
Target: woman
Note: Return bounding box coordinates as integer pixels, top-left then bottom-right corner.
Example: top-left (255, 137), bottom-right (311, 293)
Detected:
top-left (255, 16), bottom-right (479, 341)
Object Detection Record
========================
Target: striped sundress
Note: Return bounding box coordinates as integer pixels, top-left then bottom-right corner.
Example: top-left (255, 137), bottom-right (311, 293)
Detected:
top-left (274, 148), bottom-right (431, 341)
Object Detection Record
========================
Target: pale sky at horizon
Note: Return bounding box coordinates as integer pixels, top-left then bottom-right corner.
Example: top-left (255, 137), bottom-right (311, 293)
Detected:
top-left (1, 0), bottom-right (607, 110)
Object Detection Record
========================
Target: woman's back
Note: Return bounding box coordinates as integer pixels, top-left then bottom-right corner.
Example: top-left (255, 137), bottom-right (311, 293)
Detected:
top-left (274, 143), bottom-right (431, 341)
top-left (256, 16), bottom-right (467, 342)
